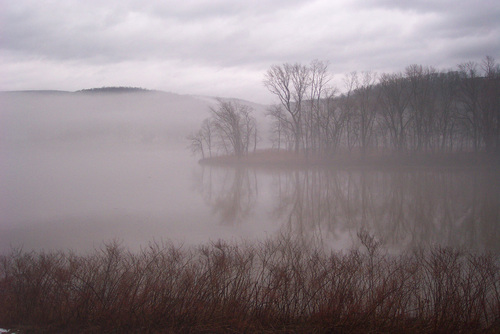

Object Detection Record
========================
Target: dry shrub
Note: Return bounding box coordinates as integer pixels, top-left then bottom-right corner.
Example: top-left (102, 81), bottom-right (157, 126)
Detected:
top-left (0, 234), bottom-right (498, 333)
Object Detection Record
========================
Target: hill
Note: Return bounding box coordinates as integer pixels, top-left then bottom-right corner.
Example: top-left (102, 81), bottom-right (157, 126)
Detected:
top-left (0, 88), bottom-right (270, 149)
top-left (76, 86), bottom-right (151, 94)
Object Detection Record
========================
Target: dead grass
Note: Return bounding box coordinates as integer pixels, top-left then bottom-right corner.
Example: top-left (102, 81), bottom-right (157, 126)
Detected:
top-left (0, 232), bottom-right (498, 333)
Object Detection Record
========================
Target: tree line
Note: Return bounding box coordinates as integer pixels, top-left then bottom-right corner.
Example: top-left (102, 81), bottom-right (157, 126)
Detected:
top-left (265, 56), bottom-right (499, 156)
top-left (190, 56), bottom-right (499, 159)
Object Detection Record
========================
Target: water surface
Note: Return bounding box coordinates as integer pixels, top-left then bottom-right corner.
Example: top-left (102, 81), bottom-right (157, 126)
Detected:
top-left (1, 93), bottom-right (498, 253)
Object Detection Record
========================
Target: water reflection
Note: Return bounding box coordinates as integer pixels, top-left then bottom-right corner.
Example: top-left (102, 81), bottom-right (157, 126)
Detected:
top-left (197, 166), bottom-right (499, 252)
top-left (195, 166), bottom-right (258, 225)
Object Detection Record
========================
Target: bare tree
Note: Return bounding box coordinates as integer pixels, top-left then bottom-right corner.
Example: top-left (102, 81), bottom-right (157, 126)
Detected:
top-left (200, 118), bottom-right (214, 158)
top-left (405, 64), bottom-right (438, 152)
top-left (306, 60), bottom-right (331, 154)
top-left (321, 91), bottom-right (346, 154)
top-left (479, 56), bottom-right (500, 153)
top-left (457, 61), bottom-right (482, 151)
top-left (210, 99), bottom-right (257, 158)
top-left (379, 72), bottom-right (412, 152)
top-left (264, 63), bottom-right (310, 153)
top-left (356, 71), bottom-right (378, 155)
top-left (341, 72), bottom-right (360, 152)
top-left (187, 118), bottom-right (214, 159)
top-left (187, 131), bottom-right (205, 158)
top-left (434, 71), bottom-right (460, 152)
top-left (267, 104), bottom-right (294, 150)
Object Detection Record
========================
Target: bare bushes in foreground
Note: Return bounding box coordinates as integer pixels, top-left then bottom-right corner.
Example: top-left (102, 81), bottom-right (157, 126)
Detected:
top-left (0, 234), bottom-right (499, 333)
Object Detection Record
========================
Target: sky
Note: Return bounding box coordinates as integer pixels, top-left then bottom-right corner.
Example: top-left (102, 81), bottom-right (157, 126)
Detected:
top-left (1, 0), bottom-right (499, 104)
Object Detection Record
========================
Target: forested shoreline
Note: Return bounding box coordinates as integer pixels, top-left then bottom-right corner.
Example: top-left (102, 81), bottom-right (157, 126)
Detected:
top-left (267, 57), bottom-right (500, 156)
top-left (191, 57), bottom-right (500, 160)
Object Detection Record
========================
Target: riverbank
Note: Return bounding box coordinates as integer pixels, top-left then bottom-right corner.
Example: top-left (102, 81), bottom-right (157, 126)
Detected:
top-left (1, 233), bottom-right (498, 333)
top-left (199, 149), bottom-right (499, 170)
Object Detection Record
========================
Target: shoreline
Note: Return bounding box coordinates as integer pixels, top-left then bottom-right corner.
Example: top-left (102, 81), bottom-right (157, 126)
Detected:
top-left (199, 149), bottom-right (499, 170)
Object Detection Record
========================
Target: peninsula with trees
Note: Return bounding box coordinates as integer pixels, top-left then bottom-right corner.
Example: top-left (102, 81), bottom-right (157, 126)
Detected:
top-left (190, 56), bottom-right (499, 167)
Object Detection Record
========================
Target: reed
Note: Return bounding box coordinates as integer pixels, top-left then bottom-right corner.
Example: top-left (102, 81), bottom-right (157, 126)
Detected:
top-left (0, 233), bottom-right (498, 333)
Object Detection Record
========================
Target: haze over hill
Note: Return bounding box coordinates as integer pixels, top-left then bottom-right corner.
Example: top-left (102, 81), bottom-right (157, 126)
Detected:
top-left (0, 88), bottom-right (270, 150)
top-left (0, 88), bottom-right (272, 252)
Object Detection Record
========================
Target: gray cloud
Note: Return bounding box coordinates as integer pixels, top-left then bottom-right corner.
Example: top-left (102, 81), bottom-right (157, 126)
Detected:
top-left (1, 0), bottom-right (498, 103)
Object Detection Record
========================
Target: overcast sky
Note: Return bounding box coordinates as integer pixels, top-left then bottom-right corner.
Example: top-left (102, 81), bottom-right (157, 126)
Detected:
top-left (1, 0), bottom-right (499, 104)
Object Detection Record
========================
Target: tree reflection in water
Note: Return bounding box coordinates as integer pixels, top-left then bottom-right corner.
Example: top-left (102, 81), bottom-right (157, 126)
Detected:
top-left (195, 166), bottom-right (258, 225)
top-left (196, 165), bottom-right (499, 252)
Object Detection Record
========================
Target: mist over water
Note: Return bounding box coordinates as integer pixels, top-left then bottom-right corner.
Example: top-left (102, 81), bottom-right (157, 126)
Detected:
top-left (195, 165), bottom-right (499, 253)
top-left (1, 92), bottom-right (498, 253)
top-left (0, 91), bottom-right (270, 252)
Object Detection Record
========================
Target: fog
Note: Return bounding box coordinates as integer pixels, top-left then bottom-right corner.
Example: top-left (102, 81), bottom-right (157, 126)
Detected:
top-left (1, 91), bottom-right (214, 146)
top-left (1, 91), bottom-right (498, 253)
top-left (0, 91), bottom-right (271, 252)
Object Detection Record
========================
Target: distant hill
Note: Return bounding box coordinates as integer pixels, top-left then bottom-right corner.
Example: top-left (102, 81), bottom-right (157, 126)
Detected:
top-left (0, 87), bottom-right (151, 95)
top-left (0, 88), bottom-right (270, 148)
top-left (0, 90), bottom-right (71, 94)
top-left (76, 86), bottom-right (151, 94)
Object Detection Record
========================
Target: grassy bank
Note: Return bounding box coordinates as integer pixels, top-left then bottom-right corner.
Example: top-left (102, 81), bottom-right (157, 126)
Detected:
top-left (1, 233), bottom-right (499, 333)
